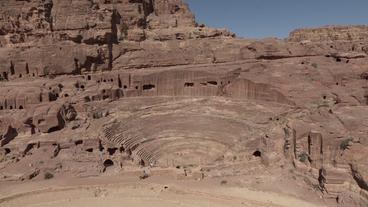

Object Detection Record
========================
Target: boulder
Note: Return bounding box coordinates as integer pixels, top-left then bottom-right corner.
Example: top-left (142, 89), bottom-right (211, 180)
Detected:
top-left (33, 103), bottom-right (77, 133)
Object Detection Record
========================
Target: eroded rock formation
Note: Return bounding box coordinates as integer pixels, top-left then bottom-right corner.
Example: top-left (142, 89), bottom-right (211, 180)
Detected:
top-left (0, 1), bottom-right (367, 206)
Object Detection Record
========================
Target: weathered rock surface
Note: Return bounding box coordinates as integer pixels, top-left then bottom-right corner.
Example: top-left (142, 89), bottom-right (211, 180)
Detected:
top-left (0, 1), bottom-right (367, 207)
top-left (288, 25), bottom-right (368, 42)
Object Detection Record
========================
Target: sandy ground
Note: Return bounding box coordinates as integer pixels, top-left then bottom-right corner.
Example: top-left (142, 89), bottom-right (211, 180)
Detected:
top-left (0, 174), bottom-right (328, 207)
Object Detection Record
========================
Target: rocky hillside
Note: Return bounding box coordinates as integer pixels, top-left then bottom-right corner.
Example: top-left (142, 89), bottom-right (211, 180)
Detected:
top-left (289, 25), bottom-right (368, 42)
top-left (0, 1), bottom-right (367, 206)
top-left (0, 0), bottom-right (235, 77)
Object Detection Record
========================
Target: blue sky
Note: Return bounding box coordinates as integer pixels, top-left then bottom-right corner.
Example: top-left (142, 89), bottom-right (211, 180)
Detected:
top-left (186, 0), bottom-right (368, 39)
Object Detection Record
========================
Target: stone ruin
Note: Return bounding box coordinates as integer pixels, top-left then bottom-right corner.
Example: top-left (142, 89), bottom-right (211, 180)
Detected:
top-left (0, 1), bottom-right (367, 206)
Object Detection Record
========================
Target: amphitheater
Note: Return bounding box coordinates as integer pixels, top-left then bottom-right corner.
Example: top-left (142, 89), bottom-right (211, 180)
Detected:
top-left (0, 0), bottom-right (368, 206)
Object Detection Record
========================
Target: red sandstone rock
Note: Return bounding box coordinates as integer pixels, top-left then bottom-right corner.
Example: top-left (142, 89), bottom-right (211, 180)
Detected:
top-left (0, 1), bottom-right (367, 206)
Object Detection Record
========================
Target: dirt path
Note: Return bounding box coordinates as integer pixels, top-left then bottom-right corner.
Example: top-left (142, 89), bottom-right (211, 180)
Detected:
top-left (0, 175), bottom-right (327, 207)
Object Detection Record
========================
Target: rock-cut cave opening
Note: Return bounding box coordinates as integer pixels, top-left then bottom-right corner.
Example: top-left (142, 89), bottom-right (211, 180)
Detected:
top-left (103, 159), bottom-right (114, 168)
top-left (253, 150), bottom-right (262, 157)
top-left (143, 84), bottom-right (155, 90)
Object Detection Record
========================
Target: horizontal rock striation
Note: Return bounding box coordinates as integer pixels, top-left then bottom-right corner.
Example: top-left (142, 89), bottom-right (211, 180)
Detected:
top-left (0, 1), bottom-right (367, 206)
top-left (288, 25), bottom-right (368, 42)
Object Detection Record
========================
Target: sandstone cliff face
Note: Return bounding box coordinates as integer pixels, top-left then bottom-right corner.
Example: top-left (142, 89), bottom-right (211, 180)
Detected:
top-left (0, 0), bottom-right (235, 78)
top-left (288, 25), bottom-right (368, 42)
top-left (0, 1), bottom-right (368, 206)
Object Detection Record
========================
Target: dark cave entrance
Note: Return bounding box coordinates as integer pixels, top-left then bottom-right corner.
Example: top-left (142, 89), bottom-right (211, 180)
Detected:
top-left (207, 81), bottom-right (218, 86)
top-left (139, 159), bottom-right (146, 167)
top-left (103, 159), bottom-right (114, 168)
top-left (253, 150), bottom-right (262, 157)
top-left (107, 148), bottom-right (117, 156)
top-left (48, 92), bottom-right (59, 102)
top-left (143, 84), bottom-right (155, 90)
top-left (75, 140), bottom-right (83, 146)
top-left (118, 75), bottom-right (122, 88)
top-left (47, 126), bottom-right (61, 133)
top-left (3, 72), bottom-right (8, 80)
top-left (4, 148), bottom-right (11, 154)
top-left (184, 82), bottom-right (194, 87)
